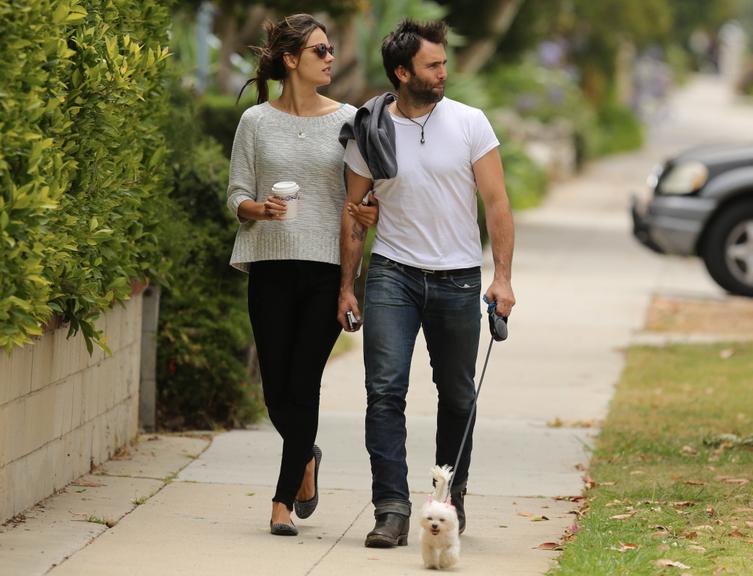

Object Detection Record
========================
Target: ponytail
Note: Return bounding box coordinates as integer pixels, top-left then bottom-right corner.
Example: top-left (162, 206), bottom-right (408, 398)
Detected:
top-left (236, 75), bottom-right (269, 106)
top-left (235, 46), bottom-right (274, 106)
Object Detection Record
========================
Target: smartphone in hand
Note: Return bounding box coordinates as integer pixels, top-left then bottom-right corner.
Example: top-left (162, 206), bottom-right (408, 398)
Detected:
top-left (346, 310), bottom-right (360, 332)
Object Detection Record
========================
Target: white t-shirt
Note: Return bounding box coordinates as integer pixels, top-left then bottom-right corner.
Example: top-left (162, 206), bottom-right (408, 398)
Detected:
top-left (344, 97), bottom-right (499, 270)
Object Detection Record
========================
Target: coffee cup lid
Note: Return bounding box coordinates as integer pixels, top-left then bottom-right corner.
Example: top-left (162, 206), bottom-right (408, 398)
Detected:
top-left (272, 181), bottom-right (299, 194)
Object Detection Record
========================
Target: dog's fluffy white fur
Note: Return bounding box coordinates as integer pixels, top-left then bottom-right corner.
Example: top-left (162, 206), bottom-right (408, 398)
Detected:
top-left (420, 465), bottom-right (460, 569)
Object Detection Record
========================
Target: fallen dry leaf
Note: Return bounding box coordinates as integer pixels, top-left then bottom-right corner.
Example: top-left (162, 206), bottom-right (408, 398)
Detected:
top-left (720, 348), bottom-right (735, 359)
top-left (610, 512), bottom-right (637, 520)
top-left (685, 480), bottom-right (706, 486)
top-left (719, 477), bottom-right (749, 485)
top-left (728, 529), bottom-right (747, 538)
top-left (556, 495), bottom-right (585, 502)
top-left (656, 559), bottom-right (691, 569)
top-left (688, 545), bottom-right (706, 552)
top-left (536, 542), bottom-right (562, 551)
top-left (530, 515), bottom-right (550, 522)
top-left (683, 531), bottom-right (698, 539)
top-left (707, 505), bottom-right (717, 517)
top-left (692, 524), bottom-right (714, 531)
top-left (681, 445), bottom-right (698, 456)
top-left (518, 512), bottom-right (533, 518)
top-left (615, 543), bottom-right (638, 552)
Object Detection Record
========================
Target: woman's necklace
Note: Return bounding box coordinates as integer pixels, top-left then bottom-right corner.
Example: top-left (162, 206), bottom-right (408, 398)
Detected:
top-left (394, 101), bottom-right (437, 144)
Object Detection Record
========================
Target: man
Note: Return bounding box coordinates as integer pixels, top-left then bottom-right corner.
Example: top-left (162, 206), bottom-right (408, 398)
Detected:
top-left (338, 19), bottom-right (515, 548)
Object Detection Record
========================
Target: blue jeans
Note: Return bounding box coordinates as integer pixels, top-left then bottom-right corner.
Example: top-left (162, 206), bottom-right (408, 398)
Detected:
top-left (363, 253), bottom-right (481, 517)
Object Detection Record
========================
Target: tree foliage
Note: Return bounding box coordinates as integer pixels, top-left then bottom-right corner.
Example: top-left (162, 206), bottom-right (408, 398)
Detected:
top-left (155, 80), bottom-right (261, 429)
top-left (0, 0), bottom-right (172, 352)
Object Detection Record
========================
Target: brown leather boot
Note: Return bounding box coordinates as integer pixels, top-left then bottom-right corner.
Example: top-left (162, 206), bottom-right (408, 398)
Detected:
top-left (364, 513), bottom-right (410, 547)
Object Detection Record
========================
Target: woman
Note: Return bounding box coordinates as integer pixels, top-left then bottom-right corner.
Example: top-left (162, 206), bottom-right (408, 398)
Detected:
top-left (226, 14), bottom-right (376, 536)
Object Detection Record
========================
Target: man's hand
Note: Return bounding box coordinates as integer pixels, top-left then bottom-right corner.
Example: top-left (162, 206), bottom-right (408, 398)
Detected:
top-left (484, 278), bottom-right (515, 317)
top-left (346, 194), bottom-right (379, 228)
top-left (337, 290), bottom-right (362, 332)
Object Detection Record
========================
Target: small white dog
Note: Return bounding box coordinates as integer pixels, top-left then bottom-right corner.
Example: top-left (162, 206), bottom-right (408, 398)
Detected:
top-left (419, 465), bottom-right (460, 569)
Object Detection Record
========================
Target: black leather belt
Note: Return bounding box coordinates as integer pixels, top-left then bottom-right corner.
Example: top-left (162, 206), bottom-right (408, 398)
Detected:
top-left (373, 254), bottom-right (479, 278)
top-left (410, 263), bottom-right (480, 278)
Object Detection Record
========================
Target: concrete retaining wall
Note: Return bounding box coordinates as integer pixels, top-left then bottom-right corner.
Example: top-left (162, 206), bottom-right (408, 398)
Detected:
top-left (0, 295), bottom-right (143, 523)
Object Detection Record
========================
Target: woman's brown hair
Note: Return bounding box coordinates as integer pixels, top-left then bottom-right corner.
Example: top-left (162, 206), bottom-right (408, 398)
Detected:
top-left (237, 13), bottom-right (326, 105)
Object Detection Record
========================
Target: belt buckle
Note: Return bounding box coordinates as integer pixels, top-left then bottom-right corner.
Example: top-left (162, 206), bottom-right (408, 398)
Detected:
top-left (419, 268), bottom-right (435, 275)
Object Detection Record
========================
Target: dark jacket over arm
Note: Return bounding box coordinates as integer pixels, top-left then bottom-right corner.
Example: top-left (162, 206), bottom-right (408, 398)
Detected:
top-left (338, 92), bottom-right (397, 180)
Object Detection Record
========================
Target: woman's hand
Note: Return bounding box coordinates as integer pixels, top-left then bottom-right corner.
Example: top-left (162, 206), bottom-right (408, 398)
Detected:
top-left (346, 195), bottom-right (379, 228)
top-left (237, 197), bottom-right (287, 221)
top-left (261, 196), bottom-right (287, 220)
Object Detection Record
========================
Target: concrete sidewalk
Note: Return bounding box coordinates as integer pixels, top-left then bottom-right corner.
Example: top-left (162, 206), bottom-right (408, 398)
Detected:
top-left (2, 76), bottom-right (750, 575)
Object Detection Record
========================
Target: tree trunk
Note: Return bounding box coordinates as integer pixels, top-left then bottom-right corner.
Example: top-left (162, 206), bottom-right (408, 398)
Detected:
top-left (327, 15), bottom-right (367, 104)
top-left (216, 0), bottom-right (238, 95)
top-left (456, 0), bottom-right (525, 75)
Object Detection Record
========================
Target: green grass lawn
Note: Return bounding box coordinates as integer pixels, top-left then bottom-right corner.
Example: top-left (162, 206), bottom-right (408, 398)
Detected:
top-left (551, 343), bottom-right (753, 575)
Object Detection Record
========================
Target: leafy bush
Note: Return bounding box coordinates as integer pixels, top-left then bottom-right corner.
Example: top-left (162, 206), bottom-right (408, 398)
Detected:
top-left (0, 0), bottom-right (172, 352)
top-left (155, 82), bottom-right (263, 429)
top-left (589, 101), bottom-right (644, 157)
top-left (499, 140), bottom-right (548, 210)
top-left (485, 61), bottom-right (643, 161)
top-left (486, 61), bottom-right (597, 127)
top-left (197, 93), bottom-right (250, 158)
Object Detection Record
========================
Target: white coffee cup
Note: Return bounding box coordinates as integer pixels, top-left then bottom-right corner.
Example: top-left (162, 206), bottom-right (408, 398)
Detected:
top-left (271, 181), bottom-right (300, 221)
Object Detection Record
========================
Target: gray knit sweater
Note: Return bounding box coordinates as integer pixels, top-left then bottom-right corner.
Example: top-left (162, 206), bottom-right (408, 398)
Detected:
top-left (226, 101), bottom-right (356, 273)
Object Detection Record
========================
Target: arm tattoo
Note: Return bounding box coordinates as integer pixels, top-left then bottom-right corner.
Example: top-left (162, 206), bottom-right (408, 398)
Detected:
top-left (351, 221), bottom-right (366, 242)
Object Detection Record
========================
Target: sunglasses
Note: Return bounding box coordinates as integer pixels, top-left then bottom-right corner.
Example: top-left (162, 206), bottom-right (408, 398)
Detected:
top-left (303, 43), bottom-right (335, 59)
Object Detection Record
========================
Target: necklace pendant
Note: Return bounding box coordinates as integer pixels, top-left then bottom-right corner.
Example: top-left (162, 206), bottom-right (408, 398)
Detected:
top-left (298, 130), bottom-right (306, 139)
top-left (420, 136), bottom-right (425, 144)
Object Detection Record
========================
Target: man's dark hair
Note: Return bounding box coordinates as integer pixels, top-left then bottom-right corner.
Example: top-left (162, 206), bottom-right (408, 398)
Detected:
top-left (381, 19), bottom-right (448, 90)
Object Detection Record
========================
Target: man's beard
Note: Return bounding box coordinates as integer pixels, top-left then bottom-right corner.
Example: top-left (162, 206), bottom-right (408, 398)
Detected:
top-left (406, 75), bottom-right (444, 105)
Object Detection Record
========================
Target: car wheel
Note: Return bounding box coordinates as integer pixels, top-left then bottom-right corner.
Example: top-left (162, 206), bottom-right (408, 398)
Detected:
top-left (701, 202), bottom-right (753, 297)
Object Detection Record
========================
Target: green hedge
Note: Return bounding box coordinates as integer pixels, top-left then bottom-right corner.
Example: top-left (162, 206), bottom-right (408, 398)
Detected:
top-left (197, 93), bottom-right (249, 159)
top-left (155, 82), bottom-right (263, 429)
top-left (0, 0), bottom-right (172, 352)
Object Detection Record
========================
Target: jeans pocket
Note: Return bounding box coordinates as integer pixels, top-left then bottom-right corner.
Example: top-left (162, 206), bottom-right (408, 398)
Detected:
top-left (368, 254), bottom-right (394, 273)
top-left (447, 273), bottom-right (481, 290)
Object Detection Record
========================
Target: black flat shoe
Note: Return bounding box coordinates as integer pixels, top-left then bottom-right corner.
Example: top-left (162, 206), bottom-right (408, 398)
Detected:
top-left (294, 445), bottom-right (322, 519)
top-left (364, 512), bottom-right (410, 548)
top-left (270, 520), bottom-right (298, 536)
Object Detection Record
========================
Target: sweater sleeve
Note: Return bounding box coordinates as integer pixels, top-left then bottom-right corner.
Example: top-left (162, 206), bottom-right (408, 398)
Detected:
top-left (226, 109), bottom-right (258, 223)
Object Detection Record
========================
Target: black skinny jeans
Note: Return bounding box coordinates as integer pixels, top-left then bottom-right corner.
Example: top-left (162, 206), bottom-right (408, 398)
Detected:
top-left (247, 260), bottom-right (342, 509)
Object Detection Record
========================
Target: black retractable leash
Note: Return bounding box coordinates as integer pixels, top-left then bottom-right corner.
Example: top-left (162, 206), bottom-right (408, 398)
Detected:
top-left (448, 296), bottom-right (508, 494)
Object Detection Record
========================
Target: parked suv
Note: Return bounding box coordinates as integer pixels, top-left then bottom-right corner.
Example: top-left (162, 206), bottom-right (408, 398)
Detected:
top-left (632, 144), bottom-right (753, 296)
